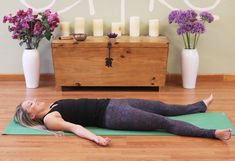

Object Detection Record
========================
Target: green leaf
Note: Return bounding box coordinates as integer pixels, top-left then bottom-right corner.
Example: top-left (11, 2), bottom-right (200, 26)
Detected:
top-left (19, 41), bottom-right (25, 46)
top-left (44, 31), bottom-right (52, 41)
top-left (8, 26), bottom-right (11, 32)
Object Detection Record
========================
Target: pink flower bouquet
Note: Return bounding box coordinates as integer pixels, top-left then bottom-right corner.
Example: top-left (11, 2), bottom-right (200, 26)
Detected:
top-left (3, 8), bottom-right (60, 49)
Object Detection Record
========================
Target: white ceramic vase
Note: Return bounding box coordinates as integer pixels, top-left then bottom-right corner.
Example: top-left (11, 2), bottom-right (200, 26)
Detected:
top-left (181, 49), bottom-right (199, 89)
top-left (22, 49), bottom-right (40, 88)
top-left (109, 38), bottom-right (116, 44)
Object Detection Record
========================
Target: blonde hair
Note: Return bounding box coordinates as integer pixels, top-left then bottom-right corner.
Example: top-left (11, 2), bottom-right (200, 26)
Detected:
top-left (14, 103), bottom-right (64, 136)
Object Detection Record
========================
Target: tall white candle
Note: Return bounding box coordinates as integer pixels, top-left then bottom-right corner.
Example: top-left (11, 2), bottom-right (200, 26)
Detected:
top-left (60, 21), bottom-right (70, 36)
top-left (112, 22), bottom-right (122, 36)
top-left (129, 16), bottom-right (140, 37)
top-left (149, 19), bottom-right (159, 37)
top-left (74, 17), bottom-right (85, 34)
top-left (93, 19), bottom-right (103, 36)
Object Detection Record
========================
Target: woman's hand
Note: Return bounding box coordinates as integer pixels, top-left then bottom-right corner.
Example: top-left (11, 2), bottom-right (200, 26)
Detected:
top-left (44, 116), bottom-right (111, 146)
top-left (94, 136), bottom-right (111, 146)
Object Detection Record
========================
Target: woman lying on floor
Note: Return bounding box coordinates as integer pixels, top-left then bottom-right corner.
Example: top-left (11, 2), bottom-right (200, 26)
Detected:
top-left (14, 94), bottom-right (232, 146)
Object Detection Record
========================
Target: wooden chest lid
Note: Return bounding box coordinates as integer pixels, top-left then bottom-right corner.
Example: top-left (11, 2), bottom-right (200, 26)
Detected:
top-left (52, 36), bottom-right (169, 48)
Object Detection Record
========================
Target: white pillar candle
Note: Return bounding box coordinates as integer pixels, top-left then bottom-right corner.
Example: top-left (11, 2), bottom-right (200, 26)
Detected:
top-left (93, 19), bottom-right (103, 36)
top-left (121, 22), bottom-right (125, 35)
top-left (149, 19), bottom-right (159, 37)
top-left (129, 16), bottom-right (140, 37)
top-left (74, 17), bottom-right (85, 34)
top-left (60, 21), bottom-right (70, 36)
top-left (111, 22), bottom-right (122, 36)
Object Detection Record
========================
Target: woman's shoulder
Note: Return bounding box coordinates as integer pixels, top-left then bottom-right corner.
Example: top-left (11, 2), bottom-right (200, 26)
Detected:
top-left (43, 111), bottom-right (62, 124)
top-left (43, 111), bottom-right (72, 131)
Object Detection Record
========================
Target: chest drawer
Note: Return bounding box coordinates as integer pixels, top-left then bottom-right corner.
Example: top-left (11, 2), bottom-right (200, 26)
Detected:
top-left (52, 36), bottom-right (169, 90)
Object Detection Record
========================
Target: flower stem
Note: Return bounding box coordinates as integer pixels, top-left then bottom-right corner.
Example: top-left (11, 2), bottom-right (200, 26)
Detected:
top-left (193, 34), bottom-right (197, 49)
top-left (182, 34), bottom-right (187, 49)
top-left (189, 33), bottom-right (191, 49)
top-left (186, 32), bottom-right (190, 49)
top-left (26, 38), bottom-right (32, 49)
top-left (195, 34), bottom-right (201, 48)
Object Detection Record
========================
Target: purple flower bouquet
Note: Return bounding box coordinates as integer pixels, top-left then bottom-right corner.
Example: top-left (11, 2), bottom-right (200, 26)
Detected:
top-left (3, 8), bottom-right (60, 49)
top-left (168, 10), bottom-right (214, 49)
top-left (107, 32), bottom-right (118, 39)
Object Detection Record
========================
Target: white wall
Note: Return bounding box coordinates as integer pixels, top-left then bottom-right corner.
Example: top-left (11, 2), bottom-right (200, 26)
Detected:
top-left (0, 0), bottom-right (234, 74)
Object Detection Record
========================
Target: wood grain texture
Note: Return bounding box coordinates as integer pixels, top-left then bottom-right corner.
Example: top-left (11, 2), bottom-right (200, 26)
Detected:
top-left (0, 80), bottom-right (234, 161)
top-left (0, 74), bottom-right (55, 81)
top-left (52, 36), bottom-right (169, 90)
top-left (52, 36), bottom-right (169, 48)
top-left (1, 74), bottom-right (235, 83)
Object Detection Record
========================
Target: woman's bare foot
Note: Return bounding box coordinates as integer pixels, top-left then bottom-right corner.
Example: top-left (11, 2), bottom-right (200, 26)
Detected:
top-left (215, 128), bottom-right (232, 141)
top-left (203, 94), bottom-right (214, 107)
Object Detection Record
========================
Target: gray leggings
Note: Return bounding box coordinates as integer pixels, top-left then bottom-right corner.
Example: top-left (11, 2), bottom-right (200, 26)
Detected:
top-left (103, 98), bottom-right (216, 139)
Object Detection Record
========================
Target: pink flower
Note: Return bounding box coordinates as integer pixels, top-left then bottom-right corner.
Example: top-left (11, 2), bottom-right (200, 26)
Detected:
top-left (26, 8), bottom-right (33, 15)
top-left (50, 26), bottom-right (56, 31)
top-left (12, 33), bottom-right (19, 39)
top-left (3, 16), bottom-right (8, 23)
top-left (22, 20), bottom-right (29, 29)
top-left (16, 10), bottom-right (26, 17)
top-left (9, 27), bottom-right (16, 32)
top-left (33, 21), bottom-right (42, 36)
top-left (7, 16), bottom-right (15, 23)
top-left (43, 9), bottom-right (51, 17)
top-left (3, 8), bottom-right (60, 49)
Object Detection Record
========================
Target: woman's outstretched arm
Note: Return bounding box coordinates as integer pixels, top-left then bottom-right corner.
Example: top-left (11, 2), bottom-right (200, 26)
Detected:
top-left (44, 113), bottom-right (111, 146)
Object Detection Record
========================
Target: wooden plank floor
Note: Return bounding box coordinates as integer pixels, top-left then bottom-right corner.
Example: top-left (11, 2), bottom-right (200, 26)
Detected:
top-left (0, 80), bottom-right (234, 161)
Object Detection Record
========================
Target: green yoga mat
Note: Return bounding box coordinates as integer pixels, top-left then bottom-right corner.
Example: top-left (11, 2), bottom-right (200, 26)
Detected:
top-left (2, 112), bottom-right (235, 136)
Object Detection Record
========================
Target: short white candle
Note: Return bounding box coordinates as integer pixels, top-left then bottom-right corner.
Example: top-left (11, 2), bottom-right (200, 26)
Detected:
top-left (149, 19), bottom-right (159, 37)
top-left (111, 22), bottom-right (122, 36)
top-left (74, 17), bottom-right (85, 34)
top-left (130, 16), bottom-right (140, 37)
top-left (60, 21), bottom-right (70, 36)
top-left (93, 19), bottom-right (103, 36)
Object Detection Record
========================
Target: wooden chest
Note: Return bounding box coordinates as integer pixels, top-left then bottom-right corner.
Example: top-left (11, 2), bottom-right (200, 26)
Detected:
top-left (51, 36), bottom-right (169, 90)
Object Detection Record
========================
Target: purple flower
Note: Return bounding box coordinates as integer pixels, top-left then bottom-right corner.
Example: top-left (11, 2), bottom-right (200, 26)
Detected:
top-left (187, 10), bottom-right (197, 21)
top-left (178, 10), bottom-right (197, 24)
top-left (200, 11), bottom-right (214, 23)
top-left (177, 24), bottom-right (186, 35)
top-left (108, 32), bottom-right (118, 38)
top-left (191, 21), bottom-right (205, 34)
top-left (169, 10), bottom-right (197, 24)
top-left (168, 10), bottom-right (180, 24)
top-left (176, 21), bottom-right (205, 35)
top-left (168, 9), bottom-right (214, 49)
